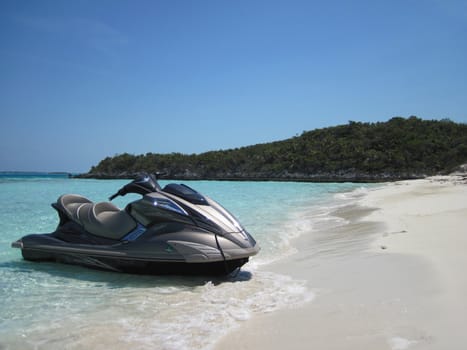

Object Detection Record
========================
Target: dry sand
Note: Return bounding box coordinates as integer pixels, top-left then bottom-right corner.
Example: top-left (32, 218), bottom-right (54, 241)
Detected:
top-left (215, 175), bottom-right (467, 350)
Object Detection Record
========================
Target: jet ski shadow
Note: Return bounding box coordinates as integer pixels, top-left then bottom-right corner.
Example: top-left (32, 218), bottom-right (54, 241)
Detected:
top-left (1, 259), bottom-right (253, 288)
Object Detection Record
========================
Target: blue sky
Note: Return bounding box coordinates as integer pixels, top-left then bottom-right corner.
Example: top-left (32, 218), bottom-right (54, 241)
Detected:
top-left (1, 0), bottom-right (466, 172)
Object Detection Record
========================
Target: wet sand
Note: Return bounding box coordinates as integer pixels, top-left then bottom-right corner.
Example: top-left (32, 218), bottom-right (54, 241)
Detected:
top-left (215, 176), bottom-right (467, 350)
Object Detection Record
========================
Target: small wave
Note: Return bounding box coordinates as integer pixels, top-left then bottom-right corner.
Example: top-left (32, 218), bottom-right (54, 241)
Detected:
top-left (116, 270), bottom-right (314, 350)
top-left (389, 336), bottom-right (418, 350)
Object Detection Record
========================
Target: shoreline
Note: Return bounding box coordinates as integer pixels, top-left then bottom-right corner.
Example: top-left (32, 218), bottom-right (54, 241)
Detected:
top-left (72, 172), bottom-right (427, 183)
top-left (215, 175), bottom-right (467, 350)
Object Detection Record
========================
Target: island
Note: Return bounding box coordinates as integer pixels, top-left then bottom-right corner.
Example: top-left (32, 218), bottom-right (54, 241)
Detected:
top-left (75, 116), bottom-right (467, 182)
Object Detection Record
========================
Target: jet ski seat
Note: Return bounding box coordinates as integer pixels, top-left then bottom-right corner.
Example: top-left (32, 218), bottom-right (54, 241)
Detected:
top-left (56, 194), bottom-right (137, 240)
top-left (56, 194), bottom-right (92, 223)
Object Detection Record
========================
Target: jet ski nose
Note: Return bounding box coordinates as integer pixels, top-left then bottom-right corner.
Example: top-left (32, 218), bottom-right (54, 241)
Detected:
top-left (224, 230), bottom-right (259, 253)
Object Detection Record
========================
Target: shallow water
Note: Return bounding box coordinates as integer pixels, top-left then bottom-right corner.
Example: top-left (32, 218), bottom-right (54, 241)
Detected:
top-left (0, 174), bottom-right (367, 349)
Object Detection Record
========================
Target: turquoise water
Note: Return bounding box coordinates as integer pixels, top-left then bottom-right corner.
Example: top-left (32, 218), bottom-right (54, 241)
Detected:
top-left (0, 174), bottom-right (367, 349)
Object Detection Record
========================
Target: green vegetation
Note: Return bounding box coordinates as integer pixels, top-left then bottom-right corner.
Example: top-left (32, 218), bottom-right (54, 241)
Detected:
top-left (83, 116), bottom-right (467, 181)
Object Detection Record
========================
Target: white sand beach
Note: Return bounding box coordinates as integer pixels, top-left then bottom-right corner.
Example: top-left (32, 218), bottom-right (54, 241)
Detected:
top-left (215, 175), bottom-right (467, 350)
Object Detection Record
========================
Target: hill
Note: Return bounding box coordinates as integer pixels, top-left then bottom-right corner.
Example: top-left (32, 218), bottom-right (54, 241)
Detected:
top-left (79, 116), bottom-right (467, 182)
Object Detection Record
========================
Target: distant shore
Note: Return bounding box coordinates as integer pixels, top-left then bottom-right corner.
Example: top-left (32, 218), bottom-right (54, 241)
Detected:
top-left (215, 174), bottom-right (467, 350)
top-left (72, 162), bottom-right (467, 182)
top-left (72, 171), bottom-right (427, 183)
top-left (0, 171), bottom-right (72, 177)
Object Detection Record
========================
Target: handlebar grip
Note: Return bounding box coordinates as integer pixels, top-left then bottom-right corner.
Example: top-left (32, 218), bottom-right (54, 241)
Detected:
top-left (109, 187), bottom-right (127, 201)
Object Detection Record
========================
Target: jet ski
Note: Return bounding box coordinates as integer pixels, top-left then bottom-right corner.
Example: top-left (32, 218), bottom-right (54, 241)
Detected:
top-left (11, 173), bottom-right (259, 275)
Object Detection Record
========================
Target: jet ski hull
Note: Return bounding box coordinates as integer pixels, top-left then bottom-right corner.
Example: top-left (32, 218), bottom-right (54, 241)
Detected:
top-left (12, 235), bottom-right (252, 276)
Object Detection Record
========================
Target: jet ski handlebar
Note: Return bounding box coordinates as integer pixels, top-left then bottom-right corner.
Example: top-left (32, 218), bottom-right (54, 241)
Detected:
top-left (108, 173), bottom-right (163, 201)
top-left (108, 189), bottom-right (125, 201)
